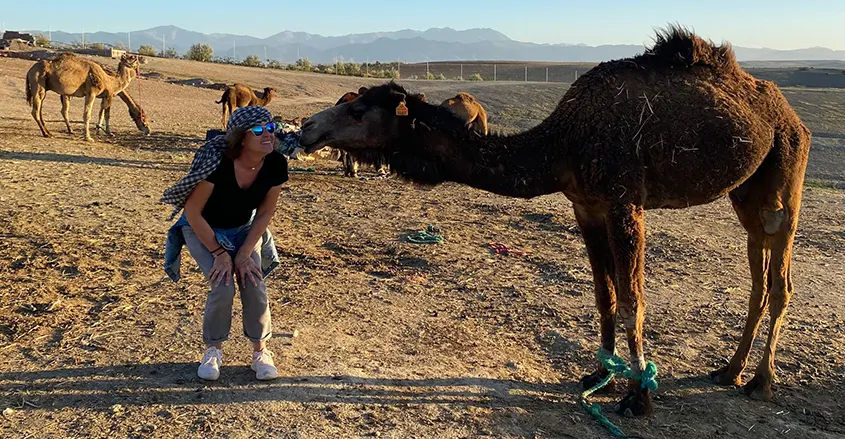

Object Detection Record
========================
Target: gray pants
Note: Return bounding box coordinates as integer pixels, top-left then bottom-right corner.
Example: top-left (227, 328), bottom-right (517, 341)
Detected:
top-left (182, 226), bottom-right (272, 344)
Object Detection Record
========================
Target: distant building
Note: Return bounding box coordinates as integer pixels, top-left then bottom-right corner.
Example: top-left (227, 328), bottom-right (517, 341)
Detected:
top-left (1, 31), bottom-right (35, 45)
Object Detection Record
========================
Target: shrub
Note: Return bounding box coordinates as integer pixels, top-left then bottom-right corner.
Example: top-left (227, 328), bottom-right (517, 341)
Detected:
top-left (242, 55), bottom-right (261, 67)
top-left (468, 73), bottom-right (483, 81)
top-left (138, 45), bottom-right (157, 56)
top-left (186, 43), bottom-right (213, 62)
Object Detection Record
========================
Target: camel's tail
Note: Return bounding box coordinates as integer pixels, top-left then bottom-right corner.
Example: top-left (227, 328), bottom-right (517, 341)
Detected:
top-left (25, 74), bottom-right (32, 105)
top-left (215, 88), bottom-right (228, 104)
top-left (645, 24), bottom-right (739, 74)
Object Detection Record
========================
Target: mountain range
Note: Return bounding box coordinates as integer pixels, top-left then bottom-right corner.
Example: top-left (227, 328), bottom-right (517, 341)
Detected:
top-left (22, 25), bottom-right (845, 64)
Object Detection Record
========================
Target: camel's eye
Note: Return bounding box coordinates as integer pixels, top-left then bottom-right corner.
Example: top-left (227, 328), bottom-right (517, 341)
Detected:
top-left (347, 104), bottom-right (366, 121)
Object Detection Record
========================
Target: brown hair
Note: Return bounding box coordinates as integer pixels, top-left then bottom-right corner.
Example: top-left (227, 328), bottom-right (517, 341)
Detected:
top-left (224, 127), bottom-right (249, 160)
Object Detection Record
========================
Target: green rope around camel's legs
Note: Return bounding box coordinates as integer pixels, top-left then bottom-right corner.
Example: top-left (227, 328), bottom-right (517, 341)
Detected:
top-left (579, 348), bottom-right (659, 438)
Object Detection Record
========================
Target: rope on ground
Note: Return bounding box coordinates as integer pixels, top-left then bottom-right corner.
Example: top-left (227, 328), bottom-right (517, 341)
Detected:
top-left (288, 167), bottom-right (315, 172)
top-left (579, 348), bottom-right (658, 438)
top-left (406, 225), bottom-right (443, 244)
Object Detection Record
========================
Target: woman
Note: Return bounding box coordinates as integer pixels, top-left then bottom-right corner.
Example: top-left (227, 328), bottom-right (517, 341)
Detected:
top-left (162, 106), bottom-right (288, 381)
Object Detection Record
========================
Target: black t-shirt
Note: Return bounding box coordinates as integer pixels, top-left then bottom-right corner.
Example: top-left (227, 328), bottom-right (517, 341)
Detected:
top-left (202, 151), bottom-right (288, 228)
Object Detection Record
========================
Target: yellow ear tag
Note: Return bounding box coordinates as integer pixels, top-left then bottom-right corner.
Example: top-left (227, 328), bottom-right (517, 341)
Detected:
top-left (395, 101), bottom-right (409, 117)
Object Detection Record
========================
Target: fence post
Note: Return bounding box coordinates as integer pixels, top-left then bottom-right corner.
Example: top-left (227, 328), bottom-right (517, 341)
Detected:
top-left (546, 67), bottom-right (549, 82)
top-left (426, 61), bottom-right (429, 77)
top-left (525, 65), bottom-right (528, 82)
top-left (460, 64), bottom-right (463, 81)
top-left (574, 70), bottom-right (578, 82)
top-left (494, 64), bottom-right (497, 81)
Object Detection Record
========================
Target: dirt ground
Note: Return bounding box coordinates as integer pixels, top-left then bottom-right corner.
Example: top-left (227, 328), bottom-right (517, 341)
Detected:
top-left (0, 54), bottom-right (843, 439)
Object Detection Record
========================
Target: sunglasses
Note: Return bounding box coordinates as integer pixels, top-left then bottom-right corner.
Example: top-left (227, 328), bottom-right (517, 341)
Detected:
top-left (249, 122), bottom-right (276, 136)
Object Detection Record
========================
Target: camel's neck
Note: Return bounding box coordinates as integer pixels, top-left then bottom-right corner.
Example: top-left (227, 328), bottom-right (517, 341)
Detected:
top-left (117, 91), bottom-right (144, 125)
top-left (112, 64), bottom-right (137, 93)
top-left (392, 104), bottom-right (567, 199)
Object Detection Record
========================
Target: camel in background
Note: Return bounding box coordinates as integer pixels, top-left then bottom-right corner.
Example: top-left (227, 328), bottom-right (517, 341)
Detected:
top-left (216, 84), bottom-right (276, 129)
top-left (26, 52), bottom-right (140, 141)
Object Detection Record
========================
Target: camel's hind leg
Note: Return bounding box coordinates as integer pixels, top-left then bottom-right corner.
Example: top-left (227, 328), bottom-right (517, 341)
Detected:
top-left (61, 96), bottom-right (73, 134)
top-left (711, 126), bottom-right (809, 401)
top-left (574, 204), bottom-right (618, 393)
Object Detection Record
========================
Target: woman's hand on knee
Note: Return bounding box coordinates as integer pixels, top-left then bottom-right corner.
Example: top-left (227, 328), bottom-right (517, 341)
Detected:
top-left (235, 256), bottom-right (263, 288)
top-left (209, 252), bottom-right (233, 287)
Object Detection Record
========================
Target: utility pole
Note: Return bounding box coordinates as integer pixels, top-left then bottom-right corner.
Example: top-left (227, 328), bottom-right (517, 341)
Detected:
top-left (297, 45), bottom-right (300, 60)
top-left (426, 61), bottom-right (429, 77)
top-left (162, 35), bottom-right (165, 55)
top-left (128, 32), bottom-right (131, 51)
top-left (546, 67), bottom-right (549, 82)
top-left (233, 40), bottom-right (236, 61)
top-left (82, 28), bottom-right (85, 48)
top-left (48, 25), bottom-right (51, 44)
top-left (264, 45), bottom-right (267, 63)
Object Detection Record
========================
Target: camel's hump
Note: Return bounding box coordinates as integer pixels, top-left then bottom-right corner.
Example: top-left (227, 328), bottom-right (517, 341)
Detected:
top-left (641, 24), bottom-right (739, 74)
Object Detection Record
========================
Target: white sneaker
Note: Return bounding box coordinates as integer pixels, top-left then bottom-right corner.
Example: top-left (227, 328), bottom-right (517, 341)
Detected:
top-left (197, 347), bottom-right (223, 380)
top-left (251, 349), bottom-right (278, 380)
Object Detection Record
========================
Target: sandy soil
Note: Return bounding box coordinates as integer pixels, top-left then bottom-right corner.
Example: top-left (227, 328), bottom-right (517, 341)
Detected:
top-left (0, 54), bottom-right (843, 439)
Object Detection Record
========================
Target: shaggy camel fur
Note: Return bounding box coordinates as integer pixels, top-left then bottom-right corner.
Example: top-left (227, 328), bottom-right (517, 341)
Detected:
top-left (441, 92), bottom-right (488, 135)
top-left (26, 52), bottom-right (140, 141)
top-left (216, 84), bottom-right (276, 129)
top-left (299, 26), bottom-right (811, 416)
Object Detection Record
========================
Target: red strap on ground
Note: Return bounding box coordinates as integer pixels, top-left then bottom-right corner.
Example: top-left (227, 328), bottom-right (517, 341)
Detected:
top-left (489, 242), bottom-right (528, 256)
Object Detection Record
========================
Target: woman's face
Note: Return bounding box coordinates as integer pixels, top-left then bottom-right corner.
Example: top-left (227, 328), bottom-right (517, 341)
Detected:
top-left (241, 122), bottom-right (276, 156)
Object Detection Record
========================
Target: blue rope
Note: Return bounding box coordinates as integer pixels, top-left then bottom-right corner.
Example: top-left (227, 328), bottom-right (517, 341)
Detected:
top-left (579, 349), bottom-right (658, 438)
top-left (406, 225), bottom-right (444, 244)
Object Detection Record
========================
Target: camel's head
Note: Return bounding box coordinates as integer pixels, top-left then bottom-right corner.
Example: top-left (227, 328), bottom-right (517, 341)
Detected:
top-left (119, 53), bottom-right (141, 70)
top-left (300, 82), bottom-right (426, 154)
top-left (264, 87), bottom-right (277, 97)
top-left (135, 107), bottom-right (151, 135)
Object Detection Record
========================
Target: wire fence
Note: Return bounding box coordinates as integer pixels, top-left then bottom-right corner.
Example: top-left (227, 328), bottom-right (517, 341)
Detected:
top-left (397, 62), bottom-right (586, 83)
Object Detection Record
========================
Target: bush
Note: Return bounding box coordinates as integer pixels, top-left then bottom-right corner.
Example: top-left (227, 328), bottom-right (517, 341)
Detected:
top-left (34, 34), bottom-right (50, 47)
top-left (267, 60), bottom-right (283, 69)
top-left (467, 73), bottom-right (483, 81)
top-left (186, 43), bottom-right (213, 62)
top-left (138, 45), bottom-right (157, 57)
top-left (242, 55), bottom-right (261, 67)
top-left (161, 48), bottom-right (178, 58)
top-left (90, 42), bottom-right (106, 51)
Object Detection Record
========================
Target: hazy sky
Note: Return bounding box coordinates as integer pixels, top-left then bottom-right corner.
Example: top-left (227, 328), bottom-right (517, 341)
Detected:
top-left (3, 0), bottom-right (843, 50)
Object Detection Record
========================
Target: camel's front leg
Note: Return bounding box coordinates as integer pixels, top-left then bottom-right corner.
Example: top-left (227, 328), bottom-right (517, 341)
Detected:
top-left (82, 91), bottom-right (96, 142)
top-left (574, 204), bottom-right (618, 393)
top-left (607, 203), bottom-right (653, 417)
top-left (61, 96), bottom-right (73, 134)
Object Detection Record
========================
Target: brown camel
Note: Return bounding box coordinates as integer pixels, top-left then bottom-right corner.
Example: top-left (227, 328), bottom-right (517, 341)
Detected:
top-left (55, 61), bottom-right (151, 137)
top-left (299, 26), bottom-right (811, 417)
top-left (216, 84), bottom-right (276, 129)
top-left (25, 52), bottom-right (140, 141)
top-left (441, 92), bottom-right (488, 135)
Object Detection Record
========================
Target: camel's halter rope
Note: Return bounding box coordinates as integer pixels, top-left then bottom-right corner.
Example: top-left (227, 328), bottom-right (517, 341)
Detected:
top-left (136, 65), bottom-right (143, 113)
top-left (581, 348), bottom-right (659, 438)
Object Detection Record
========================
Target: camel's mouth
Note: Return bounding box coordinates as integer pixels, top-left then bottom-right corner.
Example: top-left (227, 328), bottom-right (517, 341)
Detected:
top-left (299, 132), bottom-right (330, 154)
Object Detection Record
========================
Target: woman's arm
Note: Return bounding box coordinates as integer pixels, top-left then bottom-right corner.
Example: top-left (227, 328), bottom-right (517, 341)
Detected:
top-left (183, 180), bottom-right (221, 252)
top-left (184, 180), bottom-right (232, 287)
top-left (235, 185), bottom-right (283, 265)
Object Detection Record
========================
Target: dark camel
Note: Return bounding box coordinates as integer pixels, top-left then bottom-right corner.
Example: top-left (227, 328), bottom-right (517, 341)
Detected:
top-left (299, 26), bottom-right (811, 416)
top-left (334, 87), bottom-right (390, 178)
top-left (216, 83), bottom-right (276, 129)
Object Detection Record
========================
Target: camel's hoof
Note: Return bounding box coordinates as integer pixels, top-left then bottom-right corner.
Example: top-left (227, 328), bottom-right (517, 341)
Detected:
top-left (580, 370), bottom-right (616, 393)
top-left (741, 374), bottom-right (774, 401)
top-left (84, 137), bottom-right (95, 142)
top-left (615, 388), bottom-right (653, 417)
top-left (709, 365), bottom-right (743, 386)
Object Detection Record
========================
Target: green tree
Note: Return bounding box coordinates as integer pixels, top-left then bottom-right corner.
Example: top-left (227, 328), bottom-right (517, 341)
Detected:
top-left (138, 45), bottom-right (157, 57)
top-left (242, 55), bottom-right (261, 67)
top-left (186, 43), bottom-right (213, 62)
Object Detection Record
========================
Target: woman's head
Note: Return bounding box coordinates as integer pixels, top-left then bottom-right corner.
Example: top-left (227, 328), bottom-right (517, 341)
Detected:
top-left (223, 106), bottom-right (277, 159)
